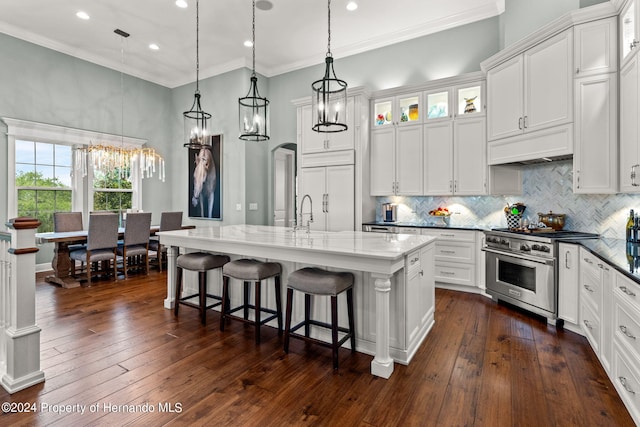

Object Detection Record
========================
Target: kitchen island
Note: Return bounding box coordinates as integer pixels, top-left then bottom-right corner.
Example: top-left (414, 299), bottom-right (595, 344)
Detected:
top-left (158, 224), bottom-right (436, 378)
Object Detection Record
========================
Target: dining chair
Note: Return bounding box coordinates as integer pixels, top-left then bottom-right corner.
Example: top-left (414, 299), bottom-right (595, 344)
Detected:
top-left (53, 211), bottom-right (86, 274)
top-left (70, 213), bottom-right (119, 286)
top-left (117, 212), bottom-right (152, 278)
top-left (149, 211), bottom-right (183, 271)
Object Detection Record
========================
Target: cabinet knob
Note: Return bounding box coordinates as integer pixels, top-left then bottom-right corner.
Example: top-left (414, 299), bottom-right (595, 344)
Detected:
top-left (576, 67), bottom-right (580, 74)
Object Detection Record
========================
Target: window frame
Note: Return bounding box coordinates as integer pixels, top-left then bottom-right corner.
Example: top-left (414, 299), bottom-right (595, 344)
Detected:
top-left (4, 118), bottom-right (146, 228)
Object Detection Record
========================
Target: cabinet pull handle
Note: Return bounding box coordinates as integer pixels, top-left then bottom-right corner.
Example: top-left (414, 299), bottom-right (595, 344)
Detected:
top-left (523, 116), bottom-right (528, 128)
top-left (518, 117), bottom-right (523, 130)
top-left (419, 270), bottom-right (424, 276)
top-left (620, 325), bottom-right (637, 340)
top-left (583, 284), bottom-right (594, 293)
top-left (620, 286), bottom-right (637, 297)
top-left (440, 250), bottom-right (456, 254)
top-left (597, 263), bottom-right (604, 269)
top-left (583, 319), bottom-right (593, 329)
top-left (323, 194), bottom-right (328, 213)
top-left (440, 271), bottom-right (455, 275)
top-left (565, 251), bottom-right (570, 269)
top-left (454, 180), bottom-right (458, 192)
top-left (583, 258), bottom-right (593, 264)
top-left (410, 257), bottom-right (419, 265)
top-left (576, 67), bottom-right (580, 74)
top-left (632, 165), bottom-right (640, 187)
top-left (449, 180), bottom-right (453, 192)
top-left (619, 377), bottom-right (636, 394)
top-left (441, 234), bottom-right (456, 238)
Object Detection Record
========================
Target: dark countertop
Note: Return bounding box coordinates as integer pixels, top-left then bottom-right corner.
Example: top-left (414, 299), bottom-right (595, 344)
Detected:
top-left (362, 221), bottom-right (487, 232)
top-left (570, 238), bottom-right (640, 286)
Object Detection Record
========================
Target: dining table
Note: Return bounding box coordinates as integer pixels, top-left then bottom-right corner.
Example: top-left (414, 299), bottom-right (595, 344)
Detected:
top-left (35, 224), bottom-right (195, 288)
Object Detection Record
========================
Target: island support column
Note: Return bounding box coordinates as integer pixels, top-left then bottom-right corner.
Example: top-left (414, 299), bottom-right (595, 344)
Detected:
top-left (371, 273), bottom-right (394, 378)
top-left (163, 246), bottom-right (179, 309)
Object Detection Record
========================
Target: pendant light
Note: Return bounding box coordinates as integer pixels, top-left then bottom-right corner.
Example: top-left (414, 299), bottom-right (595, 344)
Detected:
top-left (184, 0), bottom-right (211, 148)
top-left (312, 0), bottom-right (348, 133)
top-left (239, 0), bottom-right (269, 141)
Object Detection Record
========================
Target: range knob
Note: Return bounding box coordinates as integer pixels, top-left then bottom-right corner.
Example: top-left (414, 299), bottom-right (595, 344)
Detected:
top-left (532, 244), bottom-right (540, 251)
top-left (500, 239), bottom-right (509, 245)
top-left (520, 244), bottom-right (531, 251)
top-left (540, 245), bottom-right (550, 253)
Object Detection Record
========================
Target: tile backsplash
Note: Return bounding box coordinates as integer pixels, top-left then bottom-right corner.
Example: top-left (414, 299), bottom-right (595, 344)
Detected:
top-left (376, 160), bottom-right (640, 239)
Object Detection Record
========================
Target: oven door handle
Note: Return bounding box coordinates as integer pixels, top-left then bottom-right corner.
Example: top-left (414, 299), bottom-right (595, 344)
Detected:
top-left (482, 247), bottom-right (555, 266)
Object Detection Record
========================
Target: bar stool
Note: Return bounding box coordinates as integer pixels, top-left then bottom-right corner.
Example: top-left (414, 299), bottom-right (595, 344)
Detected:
top-left (220, 259), bottom-right (282, 344)
top-left (284, 267), bottom-right (356, 370)
top-left (174, 252), bottom-right (230, 326)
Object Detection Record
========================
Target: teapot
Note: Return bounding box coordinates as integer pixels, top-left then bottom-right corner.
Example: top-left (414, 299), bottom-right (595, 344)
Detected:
top-left (537, 211), bottom-right (565, 231)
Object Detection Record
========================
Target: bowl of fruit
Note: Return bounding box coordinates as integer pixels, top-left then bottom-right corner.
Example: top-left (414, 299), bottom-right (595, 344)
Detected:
top-left (428, 207), bottom-right (451, 226)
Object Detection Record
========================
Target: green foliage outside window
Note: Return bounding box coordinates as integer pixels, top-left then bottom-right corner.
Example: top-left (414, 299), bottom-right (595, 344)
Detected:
top-left (92, 168), bottom-right (133, 214)
top-left (16, 171), bottom-right (71, 232)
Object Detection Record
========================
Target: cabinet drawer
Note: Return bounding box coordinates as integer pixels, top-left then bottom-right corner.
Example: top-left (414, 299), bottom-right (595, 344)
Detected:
top-left (613, 343), bottom-right (640, 424)
top-left (580, 249), bottom-right (602, 277)
top-left (435, 241), bottom-right (474, 264)
top-left (616, 273), bottom-right (640, 312)
top-left (580, 268), bottom-right (602, 312)
top-left (422, 229), bottom-right (475, 242)
top-left (581, 300), bottom-right (601, 352)
top-left (614, 295), bottom-right (640, 360)
top-left (434, 262), bottom-right (475, 287)
top-left (406, 250), bottom-right (421, 276)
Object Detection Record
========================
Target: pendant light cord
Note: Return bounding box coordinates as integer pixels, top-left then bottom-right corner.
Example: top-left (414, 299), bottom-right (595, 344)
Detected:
top-left (196, 0), bottom-right (200, 94)
top-left (327, 0), bottom-right (332, 57)
top-left (251, 0), bottom-right (256, 77)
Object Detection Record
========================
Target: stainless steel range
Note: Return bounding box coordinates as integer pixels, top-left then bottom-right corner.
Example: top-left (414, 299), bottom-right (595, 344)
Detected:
top-left (483, 228), bottom-right (599, 326)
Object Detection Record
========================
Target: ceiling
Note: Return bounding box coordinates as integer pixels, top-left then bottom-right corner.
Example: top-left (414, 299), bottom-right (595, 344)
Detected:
top-left (0, 0), bottom-right (505, 88)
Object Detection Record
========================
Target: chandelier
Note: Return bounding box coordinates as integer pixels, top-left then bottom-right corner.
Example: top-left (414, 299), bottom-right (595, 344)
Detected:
top-left (76, 29), bottom-right (165, 182)
top-left (311, 0), bottom-right (348, 133)
top-left (184, 0), bottom-right (212, 149)
top-left (238, 0), bottom-right (269, 141)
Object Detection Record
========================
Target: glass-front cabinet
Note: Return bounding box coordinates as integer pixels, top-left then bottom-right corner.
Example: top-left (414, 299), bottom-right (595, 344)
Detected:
top-left (455, 84), bottom-right (483, 117)
top-left (373, 93), bottom-right (421, 128)
top-left (621, 0), bottom-right (638, 65)
top-left (425, 90), bottom-right (450, 121)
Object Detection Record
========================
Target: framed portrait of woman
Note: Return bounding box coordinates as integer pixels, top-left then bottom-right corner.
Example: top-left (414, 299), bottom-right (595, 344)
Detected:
top-left (188, 134), bottom-right (222, 219)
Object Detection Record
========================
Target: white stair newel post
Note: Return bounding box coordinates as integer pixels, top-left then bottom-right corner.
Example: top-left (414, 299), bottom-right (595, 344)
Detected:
top-left (1, 218), bottom-right (45, 394)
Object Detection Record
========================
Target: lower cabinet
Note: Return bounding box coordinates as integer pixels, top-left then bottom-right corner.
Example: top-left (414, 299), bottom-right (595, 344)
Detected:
top-left (421, 229), bottom-right (477, 289)
top-left (558, 243), bottom-right (580, 326)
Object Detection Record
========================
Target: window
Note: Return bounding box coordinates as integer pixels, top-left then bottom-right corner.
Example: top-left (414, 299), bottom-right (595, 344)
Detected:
top-left (4, 118), bottom-right (146, 232)
top-left (15, 140), bottom-right (73, 232)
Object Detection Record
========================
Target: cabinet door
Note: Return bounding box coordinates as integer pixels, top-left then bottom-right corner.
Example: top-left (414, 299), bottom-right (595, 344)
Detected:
top-left (621, 0), bottom-right (639, 66)
top-left (423, 121), bottom-right (453, 195)
top-left (524, 30), bottom-right (573, 133)
top-left (620, 57), bottom-right (640, 193)
top-left (325, 165), bottom-right (355, 231)
top-left (558, 243), bottom-right (579, 325)
top-left (454, 116), bottom-right (486, 195)
top-left (601, 263), bottom-right (614, 373)
top-left (395, 125), bottom-right (423, 195)
top-left (487, 55), bottom-right (524, 141)
top-left (370, 127), bottom-right (396, 195)
top-left (326, 97), bottom-right (355, 151)
top-left (574, 17), bottom-right (617, 77)
top-left (299, 167), bottom-right (327, 231)
top-left (300, 105), bottom-right (328, 154)
top-left (574, 73), bottom-right (618, 194)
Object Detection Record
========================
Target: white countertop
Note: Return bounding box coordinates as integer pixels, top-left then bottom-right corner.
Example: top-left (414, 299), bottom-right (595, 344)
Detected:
top-left (158, 224), bottom-right (435, 261)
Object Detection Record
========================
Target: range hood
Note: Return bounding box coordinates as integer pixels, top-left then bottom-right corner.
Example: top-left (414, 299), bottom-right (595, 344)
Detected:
top-left (487, 124), bottom-right (573, 166)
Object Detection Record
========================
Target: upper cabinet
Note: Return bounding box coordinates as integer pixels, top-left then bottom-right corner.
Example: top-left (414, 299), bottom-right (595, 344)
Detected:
top-left (621, 0), bottom-right (639, 66)
top-left (575, 17), bottom-right (618, 76)
top-left (373, 93), bottom-right (422, 128)
top-left (300, 98), bottom-right (355, 154)
top-left (620, 53), bottom-right (640, 192)
top-left (487, 30), bottom-right (573, 142)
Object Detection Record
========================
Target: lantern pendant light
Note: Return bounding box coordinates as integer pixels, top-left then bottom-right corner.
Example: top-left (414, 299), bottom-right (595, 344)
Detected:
top-left (239, 0), bottom-right (269, 141)
top-left (312, 0), bottom-right (348, 133)
top-left (183, 0), bottom-right (212, 148)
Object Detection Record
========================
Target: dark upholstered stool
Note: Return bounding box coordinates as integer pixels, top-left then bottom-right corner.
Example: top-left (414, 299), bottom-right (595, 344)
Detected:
top-left (284, 267), bottom-right (356, 370)
top-left (220, 259), bottom-right (283, 344)
top-left (174, 252), bottom-right (230, 325)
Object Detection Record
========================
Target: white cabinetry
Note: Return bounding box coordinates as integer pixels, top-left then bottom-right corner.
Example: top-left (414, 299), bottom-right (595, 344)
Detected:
top-left (613, 272), bottom-right (640, 425)
top-left (421, 229), bottom-right (477, 290)
top-left (620, 48), bottom-right (640, 192)
top-left (300, 98), bottom-right (355, 154)
top-left (370, 123), bottom-right (423, 196)
top-left (299, 163), bottom-right (354, 232)
top-left (487, 30), bottom-right (573, 142)
top-left (574, 17), bottom-right (617, 77)
top-left (573, 73), bottom-right (618, 193)
top-left (621, 0), bottom-right (639, 67)
top-left (558, 243), bottom-right (580, 327)
top-left (405, 245), bottom-right (435, 349)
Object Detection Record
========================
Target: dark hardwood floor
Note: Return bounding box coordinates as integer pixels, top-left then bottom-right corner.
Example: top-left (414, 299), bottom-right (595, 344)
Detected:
top-left (0, 269), bottom-right (634, 426)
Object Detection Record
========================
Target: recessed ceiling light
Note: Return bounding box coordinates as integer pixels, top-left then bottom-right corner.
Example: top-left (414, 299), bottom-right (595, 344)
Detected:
top-left (175, 0), bottom-right (188, 8)
top-left (346, 2), bottom-right (358, 11)
top-left (244, 40), bottom-right (253, 48)
top-left (149, 43), bottom-right (160, 50)
top-left (76, 11), bottom-right (90, 20)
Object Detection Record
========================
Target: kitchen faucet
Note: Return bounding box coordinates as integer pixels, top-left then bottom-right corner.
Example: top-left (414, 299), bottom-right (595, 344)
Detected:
top-left (297, 194), bottom-right (314, 233)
